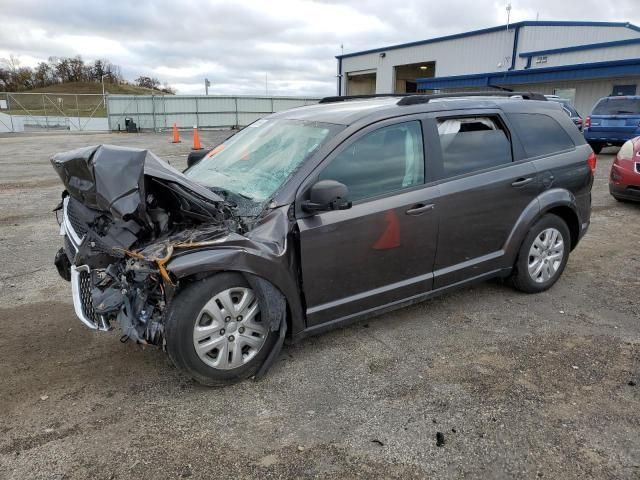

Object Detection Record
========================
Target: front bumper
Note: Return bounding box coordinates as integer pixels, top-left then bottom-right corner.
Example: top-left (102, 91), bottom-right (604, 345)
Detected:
top-left (610, 182), bottom-right (640, 201)
top-left (59, 197), bottom-right (110, 331)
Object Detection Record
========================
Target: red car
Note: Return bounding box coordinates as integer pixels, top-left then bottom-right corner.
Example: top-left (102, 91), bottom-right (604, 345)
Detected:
top-left (610, 136), bottom-right (640, 202)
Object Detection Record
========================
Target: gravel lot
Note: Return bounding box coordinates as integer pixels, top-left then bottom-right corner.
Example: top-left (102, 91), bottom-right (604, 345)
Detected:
top-left (1, 131), bottom-right (639, 479)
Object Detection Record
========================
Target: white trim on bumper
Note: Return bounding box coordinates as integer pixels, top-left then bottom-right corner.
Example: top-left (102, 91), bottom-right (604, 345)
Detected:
top-left (70, 265), bottom-right (110, 331)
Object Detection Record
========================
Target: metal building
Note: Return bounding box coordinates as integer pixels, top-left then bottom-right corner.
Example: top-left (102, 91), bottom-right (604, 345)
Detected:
top-left (337, 21), bottom-right (640, 116)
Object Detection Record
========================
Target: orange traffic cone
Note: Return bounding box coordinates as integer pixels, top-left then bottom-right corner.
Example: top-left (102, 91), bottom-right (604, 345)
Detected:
top-left (192, 126), bottom-right (203, 150)
top-left (171, 123), bottom-right (181, 143)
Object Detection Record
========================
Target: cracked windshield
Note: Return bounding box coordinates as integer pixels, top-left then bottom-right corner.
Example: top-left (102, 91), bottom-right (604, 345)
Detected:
top-left (186, 119), bottom-right (342, 201)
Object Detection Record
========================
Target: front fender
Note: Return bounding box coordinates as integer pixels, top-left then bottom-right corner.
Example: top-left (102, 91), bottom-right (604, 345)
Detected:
top-left (166, 245), bottom-right (305, 337)
top-left (503, 188), bottom-right (579, 266)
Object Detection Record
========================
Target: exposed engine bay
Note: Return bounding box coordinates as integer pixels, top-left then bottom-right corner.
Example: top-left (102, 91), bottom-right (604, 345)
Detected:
top-left (52, 145), bottom-right (256, 345)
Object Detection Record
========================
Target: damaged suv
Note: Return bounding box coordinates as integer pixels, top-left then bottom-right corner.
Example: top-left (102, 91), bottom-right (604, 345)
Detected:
top-left (52, 92), bottom-right (594, 385)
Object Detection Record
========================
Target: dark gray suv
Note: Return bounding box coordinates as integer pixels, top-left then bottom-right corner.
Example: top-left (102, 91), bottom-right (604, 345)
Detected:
top-left (52, 92), bottom-right (594, 385)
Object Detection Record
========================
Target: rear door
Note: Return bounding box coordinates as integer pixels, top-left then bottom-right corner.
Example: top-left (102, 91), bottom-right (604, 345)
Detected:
top-left (427, 110), bottom-right (542, 288)
top-left (296, 116), bottom-right (440, 326)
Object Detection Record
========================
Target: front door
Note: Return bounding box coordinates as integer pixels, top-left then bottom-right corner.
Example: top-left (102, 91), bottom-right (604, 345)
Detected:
top-left (297, 119), bottom-right (439, 326)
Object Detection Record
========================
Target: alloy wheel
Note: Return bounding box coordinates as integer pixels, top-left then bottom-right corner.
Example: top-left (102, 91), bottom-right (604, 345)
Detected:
top-left (527, 227), bottom-right (565, 283)
top-left (192, 287), bottom-right (267, 370)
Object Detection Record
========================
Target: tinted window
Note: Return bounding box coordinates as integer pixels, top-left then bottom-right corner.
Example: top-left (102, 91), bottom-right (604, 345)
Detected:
top-left (319, 121), bottom-right (424, 202)
top-left (592, 97), bottom-right (640, 115)
top-left (509, 113), bottom-right (575, 158)
top-left (437, 116), bottom-right (512, 178)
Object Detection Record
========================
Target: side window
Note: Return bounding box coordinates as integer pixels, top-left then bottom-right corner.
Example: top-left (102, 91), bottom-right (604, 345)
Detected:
top-left (509, 113), bottom-right (575, 158)
top-left (437, 116), bottom-right (512, 179)
top-left (319, 121), bottom-right (424, 202)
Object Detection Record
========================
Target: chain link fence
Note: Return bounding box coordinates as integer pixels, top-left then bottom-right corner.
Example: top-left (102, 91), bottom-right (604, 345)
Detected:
top-left (0, 93), bottom-right (320, 133)
top-left (0, 92), bottom-right (107, 132)
top-left (106, 95), bottom-right (320, 131)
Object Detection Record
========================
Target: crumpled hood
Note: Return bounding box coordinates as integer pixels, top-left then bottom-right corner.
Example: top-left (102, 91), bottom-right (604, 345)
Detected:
top-left (50, 144), bottom-right (223, 222)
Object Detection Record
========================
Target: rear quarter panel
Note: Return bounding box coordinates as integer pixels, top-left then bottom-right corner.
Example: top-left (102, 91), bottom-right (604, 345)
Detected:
top-left (534, 144), bottom-right (593, 238)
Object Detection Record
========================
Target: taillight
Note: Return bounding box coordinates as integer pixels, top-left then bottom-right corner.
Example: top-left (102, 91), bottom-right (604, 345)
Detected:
top-left (587, 151), bottom-right (597, 174)
top-left (584, 116), bottom-right (591, 128)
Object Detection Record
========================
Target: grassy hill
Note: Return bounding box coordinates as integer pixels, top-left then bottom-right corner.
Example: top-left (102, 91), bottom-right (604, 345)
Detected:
top-left (4, 81), bottom-right (171, 117)
top-left (23, 81), bottom-right (170, 95)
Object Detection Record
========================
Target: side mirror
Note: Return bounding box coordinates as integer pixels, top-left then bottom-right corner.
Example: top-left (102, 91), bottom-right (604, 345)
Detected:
top-left (186, 150), bottom-right (209, 169)
top-left (302, 180), bottom-right (352, 213)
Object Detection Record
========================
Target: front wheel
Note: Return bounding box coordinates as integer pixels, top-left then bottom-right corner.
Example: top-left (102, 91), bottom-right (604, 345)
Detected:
top-left (165, 272), bottom-right (277, 386)
top-left (509, 214), bottom-right (571, 293)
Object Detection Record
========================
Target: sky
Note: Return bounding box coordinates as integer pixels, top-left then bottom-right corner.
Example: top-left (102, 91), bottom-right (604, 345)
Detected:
top-left (2, 0), bottom-right (639, 96)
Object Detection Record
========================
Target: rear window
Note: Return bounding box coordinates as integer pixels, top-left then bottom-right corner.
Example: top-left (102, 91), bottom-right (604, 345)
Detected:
top-left (592, 97), bottom-right (640, 115)
top-left (437, 116), bottom-right (512, 178)
top-left (509, 113), bottom-right (575, 158)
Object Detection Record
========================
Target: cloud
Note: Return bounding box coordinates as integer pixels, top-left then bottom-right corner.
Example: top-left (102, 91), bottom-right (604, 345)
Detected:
top-left (1, 0), bottom-right (639, 95)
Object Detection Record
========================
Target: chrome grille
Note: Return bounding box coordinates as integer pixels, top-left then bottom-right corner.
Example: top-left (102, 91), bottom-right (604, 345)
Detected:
top-left (71, 266), bottom-right (109, 331)
top-left (78, 269), bottom-right (98, 325)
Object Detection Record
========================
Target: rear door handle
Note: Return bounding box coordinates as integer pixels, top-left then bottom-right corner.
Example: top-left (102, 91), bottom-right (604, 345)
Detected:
top-left (511, 177), bottom-right (534, 188)
top-left (406, 203), bottom-right (435, 216)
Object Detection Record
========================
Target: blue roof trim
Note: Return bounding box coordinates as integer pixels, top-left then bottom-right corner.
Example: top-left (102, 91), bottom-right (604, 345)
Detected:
top-left (416, 58), bottom-right (640, 89)
top-left (520, 38), bottom-right (640, 58)
top-left (336, 21), bottom-right (640, 59)
top-left (508, 25), bottom-right (520, 70)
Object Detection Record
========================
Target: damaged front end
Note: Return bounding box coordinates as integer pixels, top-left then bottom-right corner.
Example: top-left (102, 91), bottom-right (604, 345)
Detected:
top-left (52, 145), bottom-right (237, 345)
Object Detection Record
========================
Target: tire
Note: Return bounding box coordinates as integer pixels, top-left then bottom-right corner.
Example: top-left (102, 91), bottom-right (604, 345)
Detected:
top-left (165, 272), bottom-right (278, 386)
top-left (589, 143), bottom-right (603, 154)
top-left (509, 214), bottom-right (571, 294)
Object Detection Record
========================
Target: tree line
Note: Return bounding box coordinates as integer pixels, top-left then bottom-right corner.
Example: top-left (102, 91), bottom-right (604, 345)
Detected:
top-left (0, 55), bottom-right (175, 94)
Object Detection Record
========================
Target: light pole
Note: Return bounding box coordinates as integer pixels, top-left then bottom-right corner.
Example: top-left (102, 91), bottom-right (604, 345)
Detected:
top-left (205, 78), bottom-right (211, 95)
top-left (101, 74), bottom-right (107, 107)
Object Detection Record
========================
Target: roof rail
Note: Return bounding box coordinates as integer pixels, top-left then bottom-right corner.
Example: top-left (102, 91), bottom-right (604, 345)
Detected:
top-left (396, 91), bottom-right (547, 106)
top-left (318, 94), bottom-right (403, 104)
top-left (318, 91), bottom-right (548, 105)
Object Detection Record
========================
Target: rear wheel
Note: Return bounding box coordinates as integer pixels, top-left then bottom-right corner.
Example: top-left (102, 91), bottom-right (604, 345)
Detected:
top-left (165, 272), bottom-right (277, 386)
top-left (509, 214), bottom-right (570, 293)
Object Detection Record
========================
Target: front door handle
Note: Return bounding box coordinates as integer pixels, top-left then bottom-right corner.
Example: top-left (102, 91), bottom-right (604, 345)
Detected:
top-left (511, 177), bottom-right (534, 188)
top-left (406, 203), bottom-right (435, 216)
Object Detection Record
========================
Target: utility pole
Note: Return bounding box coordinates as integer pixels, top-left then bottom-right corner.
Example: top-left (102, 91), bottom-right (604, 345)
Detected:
top-left (101, 74), bottom-right (107, 107)
top-left (204, 78), bottom-right (211, 95)
top-left (506, 2), bottom-right (512, 30)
